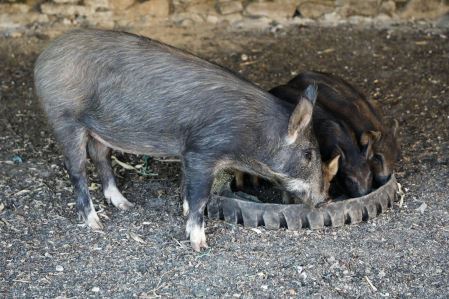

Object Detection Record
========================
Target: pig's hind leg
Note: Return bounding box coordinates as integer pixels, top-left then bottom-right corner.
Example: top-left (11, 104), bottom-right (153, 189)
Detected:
top-left (55, 123), bottom-right (103, 230)
top-left (183, 153), bottom-right (215, 251)
top-left (87, 138), bottom-right (134, 210)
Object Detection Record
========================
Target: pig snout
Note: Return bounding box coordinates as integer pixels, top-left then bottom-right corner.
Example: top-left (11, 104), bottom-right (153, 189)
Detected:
top-left (344, 170), bottom-right (373, 198)
top-left (374, 173), bottom-right (390, 186)
top-left (284, 178), bottom-right (326, 206)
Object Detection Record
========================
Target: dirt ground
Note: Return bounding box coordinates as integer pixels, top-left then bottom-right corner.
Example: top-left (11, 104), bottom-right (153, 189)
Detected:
top-left (0, 23), bottom-right (448, 298)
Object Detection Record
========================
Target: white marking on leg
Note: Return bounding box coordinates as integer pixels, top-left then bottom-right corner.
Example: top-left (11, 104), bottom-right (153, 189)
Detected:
top-left (104, 183), bottom-right (134, 210)
top-left (86, 208), bottom-right (103, 230)
top-left (182, 199), bottom-right (189, 217)
top-left (186, 218), bottom-right (207, 252)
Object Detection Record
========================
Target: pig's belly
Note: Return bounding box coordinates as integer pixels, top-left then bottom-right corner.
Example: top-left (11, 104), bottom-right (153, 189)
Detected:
top-left (79, 103), bottom-right (185, 156)
top-left (88, 129), bottom-right (182, 157)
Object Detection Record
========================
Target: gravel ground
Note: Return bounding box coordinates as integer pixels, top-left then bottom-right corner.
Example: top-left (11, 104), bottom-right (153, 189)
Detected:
top-left (0, 24), bottom-right (448, 298)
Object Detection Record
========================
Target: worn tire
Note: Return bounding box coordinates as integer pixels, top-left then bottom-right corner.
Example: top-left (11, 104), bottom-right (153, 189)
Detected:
top-left (206, 175), bottom-right (398, 229)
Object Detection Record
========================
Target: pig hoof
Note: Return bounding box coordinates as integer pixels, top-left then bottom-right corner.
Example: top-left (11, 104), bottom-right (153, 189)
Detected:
top-left (104, 185), bottom-right (134, 210)
top-left (86, 211), bottom-right (104, 230)
top-left (182, 199), bottom-right (189, 217)
top-left (115, 200), bottom-right (135, 211)
top-left (186, 220), bottom-right (208, 252)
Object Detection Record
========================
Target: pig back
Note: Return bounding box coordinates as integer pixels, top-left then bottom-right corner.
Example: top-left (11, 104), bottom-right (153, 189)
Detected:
top-left (34, 29), bottom-right (288, 156)
top-left (287, 71), bottom-right (384, 135)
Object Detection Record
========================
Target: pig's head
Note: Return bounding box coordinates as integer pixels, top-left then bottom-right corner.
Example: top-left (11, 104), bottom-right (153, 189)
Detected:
top-left (360, 120), bottom-right (400, 186)
top-left (334, 145), bottom-right (372, 197)
top-left (265, 85), bottom-right (328, 206)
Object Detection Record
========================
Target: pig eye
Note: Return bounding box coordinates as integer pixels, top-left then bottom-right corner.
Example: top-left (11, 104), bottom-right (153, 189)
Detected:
top-left (303, 149), bottom-right (313, 162)
top-left (373, 154), bottom-right (384, 164)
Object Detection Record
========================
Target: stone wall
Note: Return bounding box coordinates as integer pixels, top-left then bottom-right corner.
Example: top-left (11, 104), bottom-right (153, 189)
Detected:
top-left (0, 0), bottom-right (448, 35)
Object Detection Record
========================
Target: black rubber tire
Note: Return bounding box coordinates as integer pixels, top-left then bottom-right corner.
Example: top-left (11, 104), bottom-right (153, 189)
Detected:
top-left (206, 175), bottom-right (398, 230)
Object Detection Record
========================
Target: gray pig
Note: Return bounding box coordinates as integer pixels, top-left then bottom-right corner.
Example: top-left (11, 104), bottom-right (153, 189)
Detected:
top-left (34, 29), bottom-right (325, 251)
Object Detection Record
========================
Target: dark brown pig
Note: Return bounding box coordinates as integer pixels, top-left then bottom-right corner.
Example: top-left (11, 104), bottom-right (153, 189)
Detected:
top-left (287, 71), bottom-right (400, 186)
top-left (270, 85), bottom-right (373, 198)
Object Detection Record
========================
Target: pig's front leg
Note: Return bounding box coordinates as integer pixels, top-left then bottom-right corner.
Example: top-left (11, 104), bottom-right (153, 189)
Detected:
top-left (183, 154), bottom-right (215, 251)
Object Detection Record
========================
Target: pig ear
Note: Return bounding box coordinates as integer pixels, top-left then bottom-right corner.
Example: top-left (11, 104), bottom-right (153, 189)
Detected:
top-left (360, 130), bottom-right (381, 146)
top-left (286, 84), bottom-right (317, 144)
top-left (362, 140), bottom-right (374, 160)
top-left (326, 154), bottom-right (340, 178)
top-left (333, 146), bottom-right (345, 162)
top-left (392, 119), bottom-right (399, 137)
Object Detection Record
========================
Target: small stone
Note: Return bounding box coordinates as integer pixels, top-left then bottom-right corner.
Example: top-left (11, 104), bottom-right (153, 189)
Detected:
top-left (91, 287), bottom-right (100, 293)
top-left (171, 12), bottom-right (205, 25)
top-left (55, 265), bottom-right (64, 272)
top-left (220, 12), bottom-right (242, 23)
top-left (379, 0), bottom-right (396, 16)
top-left (180, 18), bottom-right (195, 27)
top-left (206, 14), bottom-right (219, 24)
top-left (217, 1), bottom-right (243, 15)
top-left (322, 11), bottom-right (342, 25)
top-left (9, 31), bottom-right (23, 38)
top-left (416, 202), bottom-right (427, 214)
top-left (261, 285), bottom-right (268, 290)
top-left (12, 155), bottom-right (23, 164)
top-left (62, 18), bottom-right (72, 25)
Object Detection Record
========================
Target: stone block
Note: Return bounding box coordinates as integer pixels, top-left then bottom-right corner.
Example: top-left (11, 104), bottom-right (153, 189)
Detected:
top-left (53, 0), bottom-right (79, 4)
top-left (138, 0), bottom-right (171, 17)
top-left (84, 0), bottom-right (109, 9)
top-left (41, 4), bottom-right (95, 16)
top-left (245, 1), bottom-right (296, 20)
top-left (217, 1), bottom-right (243, 15)
top-left (0, 12), bottom-right (49, 29)
top-left (0, 4), bottom-right (30, 14)
top-left (297, 1), bottom-right (335, 19)
top-left (336, 0), bottom-right (380, 17)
